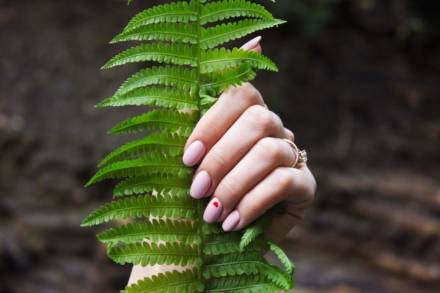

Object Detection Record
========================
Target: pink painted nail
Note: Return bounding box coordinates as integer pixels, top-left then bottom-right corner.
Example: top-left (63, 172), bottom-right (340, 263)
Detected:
top-left (222, 211), bottom-right (240, 231)
top-left (203, 198), bottom-right (223, 223)
top-left (183, 140), bottom-right (206, 166)
top-left (240, 36), bottom-right (262, 50)
top-left (190, 171), bottom-right (211, 199)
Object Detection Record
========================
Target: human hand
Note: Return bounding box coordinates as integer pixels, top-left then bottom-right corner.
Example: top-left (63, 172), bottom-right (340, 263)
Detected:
top-left (182, 37), bottom-right (316, 240)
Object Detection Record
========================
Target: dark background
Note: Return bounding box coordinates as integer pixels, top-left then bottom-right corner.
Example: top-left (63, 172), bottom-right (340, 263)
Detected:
top-left (0, 0), bottom-right (439, 292)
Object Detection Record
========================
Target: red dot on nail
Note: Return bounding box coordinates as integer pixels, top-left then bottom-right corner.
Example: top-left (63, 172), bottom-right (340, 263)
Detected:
top-left (213, 202), bottom-right (219, 208)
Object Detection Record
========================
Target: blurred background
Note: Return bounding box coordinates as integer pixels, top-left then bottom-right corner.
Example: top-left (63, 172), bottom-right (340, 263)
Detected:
top-left (0, 0), bottom-right (439, 292)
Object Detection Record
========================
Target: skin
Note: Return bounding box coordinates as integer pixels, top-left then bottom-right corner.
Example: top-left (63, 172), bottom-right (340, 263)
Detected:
top-left (128, 37), bottom-right (316, 284)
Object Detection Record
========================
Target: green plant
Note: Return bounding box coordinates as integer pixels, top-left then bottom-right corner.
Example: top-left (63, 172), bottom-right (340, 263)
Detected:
top-left (82, 0), bottom-right (295, 292)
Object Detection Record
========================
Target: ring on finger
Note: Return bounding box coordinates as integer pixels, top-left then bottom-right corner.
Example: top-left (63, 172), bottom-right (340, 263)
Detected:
top-left (283, 139), bottom-right (307, 168)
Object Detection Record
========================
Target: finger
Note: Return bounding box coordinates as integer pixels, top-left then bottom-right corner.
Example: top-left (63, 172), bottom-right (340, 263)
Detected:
top-left (190, 105), bottom-right (285, 199)
top-left (222, 166), bottom-right (314, 231)
top-left (202, 137), bottom-right (296, 223)
top-left (182, 37), bottom-right (264, 166)
top-left (284, 128), bottom-right (295, 142)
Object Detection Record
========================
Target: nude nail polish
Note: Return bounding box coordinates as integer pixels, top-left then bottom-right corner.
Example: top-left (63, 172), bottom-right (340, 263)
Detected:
top-left (190, 171), bottom-right (211, 199)
top-left (240, 36), bottom-right (262, 50)
top-left (203, 198), bottom-right (223, 223)
top-left (222, 211), bottom-right (240, 231)
top-left (183, 140), bottom-right (206, 166)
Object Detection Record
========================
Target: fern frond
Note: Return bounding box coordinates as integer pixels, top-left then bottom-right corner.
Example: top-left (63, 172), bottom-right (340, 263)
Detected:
top-left (97, 86), bottom-right (197, 110)
top-left (81, 194), bottom-right (198, 227)
top-left (114, 173), bottom-right (191, 197)
top-left (102, 43), bottom-right (197, 69)
top-left (240, 212), bottom-right (272, 251)
top-left (203, 252), bottom-right (294, 291)
top-left (97, 219), bottom-right (201, 246)
top-left (108, 109), bottom-right (197, 136)
top-left (204, 232), bottom-right (267, 255)
top-left (113, 66), bottom-right (197, 96)
top-left (268, 241), bottom-right (295, 276)
top-left (86, 153), bottom-right (192, 186)
top-left (123, 1), bottom-right (197, 32)
top-left (112, 22), bottom-right (198, 44)
top-left (200, 0), bottom-right (275, 25)
top-left (200, 62), bottom-right (256, 97)
top-left (98, 132), bottom-right (187, 167)
top-left (201, 19), bottom-right (286, 49)
top-left (200, 47), bottom-right (277, 73)
top-left (122, 268), bottom-right (203, 293)
top-left (204, 275), bottom-right (283, 293)
top-left (109, 241), bottom-right (202, 267)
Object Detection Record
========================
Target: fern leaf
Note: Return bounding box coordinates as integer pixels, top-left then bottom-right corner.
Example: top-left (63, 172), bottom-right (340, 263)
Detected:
top-left (202, 222), bottom-right (223, 235)
top-left (123, 1), bottom-right (197, 32)
top-left (97, 86), bottom-right (197, 110)
top-left (200, 62), bottom-right (256, 97)
top-left (98, 132), bottom-right (187, 167)
top-left (86, 153), bottom-right (192, 186)
top-left (204, 232), bottom-right (267, 255)
top-left (240, 212), bottom-right (272, 251)
top-left (204, 275), bottom-right (283, 293)
top-left (109, 241), bottom-right (202, 267)
top-left (200, 0), bottom-right (275, 25)
top-left (114, 173), bottom-right (191, 197)
top-left (81, 194), bottom-right (198, 227)
top-left (97, 219), bottom-right (201, 246)
top-left (268, 241), bottom-right (295, 276)
top-left (201, 19), bottom-right (286, 49)
top-left (200, 47), bottom-right (277, 73)
top-left (112, 66), bottom-right (197, 96)
top-left (122, 268), bottom-right (203, 293)
top-left (108, 109), bottom-right (197, 136)
top-left (203, 252), bottom-right (294, 291)
top-left (112, 22), bottom-right (198, 44)
top-left (102, 43), bottom-right (197, 69)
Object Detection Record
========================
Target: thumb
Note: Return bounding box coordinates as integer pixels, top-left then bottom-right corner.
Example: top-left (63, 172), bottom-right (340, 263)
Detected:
top-left (240, 36), bottom-right (262, 54)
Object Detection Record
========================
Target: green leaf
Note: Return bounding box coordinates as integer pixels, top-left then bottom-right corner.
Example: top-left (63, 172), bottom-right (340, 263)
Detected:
top-left (200, 0), bottom-right (275, 25)
top-left (98, 132), bottom-right (187, 167)
top-left (81, 194), bottom-right (198, 227)
top-left (200, 62), bottom-right (256, 97)
top-left (97, 86), bottom-right (198, 110)
top-left (204, 274), bottom-right (283, 293)
top-left (240, 212), bottom-right (272, 251)
top-left (112, 22), bottom-right (197, 44)
top-left (111, 66), bottom-right (197, 96)
top-left (108, 109), bottom-right (197, 136)
top-left (114, 173), bottom-right (191, 197)
top-left (201, 19), bottom-right (286, 49)
top-left (204, 232), bottom-right (267, 255)
top-left (123, 1), bottom-right (197, 31)
top-left (122, 268), bottom-right (203, 293)
top-left (268, 241), bottom-right (295, 276)
top-left (109, 241), bottom-right (201, 267)
top-left (97, 219), bottom-right (201, 246)
top-left (102, 43), bottom-right (197, 69)
top-left (203, 252), bottom-right (294, 291)
top-left (200, 47), bottom-right (278, 73)
top-left (86, 153), bottom-right (192, 187)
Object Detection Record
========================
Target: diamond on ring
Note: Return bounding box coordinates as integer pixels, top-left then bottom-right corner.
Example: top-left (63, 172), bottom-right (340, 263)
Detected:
top-left (283, 139), bottom-right (307, 168)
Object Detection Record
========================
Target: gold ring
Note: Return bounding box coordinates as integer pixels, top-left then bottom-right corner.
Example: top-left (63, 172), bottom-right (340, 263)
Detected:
top-left (283, 139), bottom-right (307, 168)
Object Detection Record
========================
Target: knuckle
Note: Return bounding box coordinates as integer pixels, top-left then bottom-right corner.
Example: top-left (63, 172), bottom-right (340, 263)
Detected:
top-left (245, 194), bottom-right (265, 216)
top-left (244, 105), bottom-right (277, 134)
top-left (257, 138), bottom-right (284, 163)
top-left (219, 176), bottom-right (240, 198)
top-left (207, 147), bottom-right (228, 170)
top-left (274, 170), bottom-right (294, 192)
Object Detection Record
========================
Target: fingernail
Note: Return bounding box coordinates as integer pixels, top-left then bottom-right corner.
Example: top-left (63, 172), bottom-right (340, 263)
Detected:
top-left (222, 211), bottom-right (240, 231)
top-left (240, 36), bottom-right (262, 50)
top-left (190, 171), bottom-right (211, 199)
top-left (203, 198), bottom-right (223, 223)
top-left (183, 141), bottom-right (206, 166)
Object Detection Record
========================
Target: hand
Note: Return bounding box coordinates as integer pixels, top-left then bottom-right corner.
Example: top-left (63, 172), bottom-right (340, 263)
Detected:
top-left (182, 37), bottom-right (316, 240)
